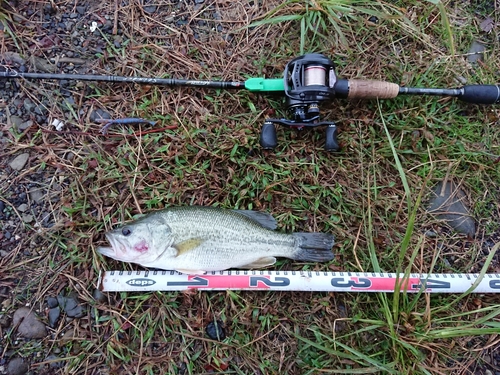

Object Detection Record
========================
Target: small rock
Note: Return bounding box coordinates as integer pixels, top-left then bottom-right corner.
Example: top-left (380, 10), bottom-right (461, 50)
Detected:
top-left (34, 105), bottom-right (47, 116)
top-left (57, 295), bottom-right (78, 312)
top-left (143, 5), bottom-right (157, 13)
top-left (57, 295), bottom-right (85, 318)
top-left (0, 200), bottom-right (5, 212)
top-left (76, 6), bottom-right (86, 15)
top-left (44, 4), bottom-right (56, 14)
top-left (45, 354), bottom-right (63, 369)
top-left (23, 98), bottom-right (35, 112)
top-left (467, 40), bottom-right (485, 64)
top-left (17, 203), bottom-right (28, 212)
top-left (2, 51), bottom-right (26, 65)
top-left (424, 230), bottom-right (437, 238)
top-left (48, 307), bottom-right (60, 327)
top-left (59, 330), bottom-right (75, 345)
top-left (9, 115), bottom-right (24, 129)
top-left (93, 289), bottom-right (107, 303)
top-left (12, 307), bottom-right (47, 339)
top-left (9, 153), bottom-right (29, 171)
top-left (6, 357), bottom-right (29, 375)
top-left (4, 231), bottom-right (11, 240)
top-left (21, 214), bottom-right (34, 223)
top-left (205, 320), bottom-right (225, 341)
top-left (17, 120), bottom-right (33, 131)
top-left (47, 297), bottom-right (58, 308)
top-left (89, 109), bottom-right (111, 122)
top-left (0, 313), bottom-right (11, 327)
top-left (65, 152), bottom-right (75, 162)
top-left (427, 180), bottom-right (476, 237)
top-left (64, 97), bottom-right (75, 106)
top-left (66, 305), bottom-right (85, 318)
top-left (29, 188), bottom-right (45, 203)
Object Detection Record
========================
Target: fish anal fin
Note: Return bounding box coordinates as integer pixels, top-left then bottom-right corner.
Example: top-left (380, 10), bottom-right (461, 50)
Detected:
top-left (174, 238), bottom-right (204, 255)
top-left (239, 256), bottom-right (277, 269)
top-left (233, 210), bottom-right (277, 230)
top-left (176, 269), bottom-right (207, 275)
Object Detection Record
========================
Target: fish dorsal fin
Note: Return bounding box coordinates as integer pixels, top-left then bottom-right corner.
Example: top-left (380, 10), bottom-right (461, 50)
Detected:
top-left (239, 256), bottom-right (277, 269)
top-left (174, 238), bottom-right (204, 255)
top-left (233, 210), bottom-right (277, 230)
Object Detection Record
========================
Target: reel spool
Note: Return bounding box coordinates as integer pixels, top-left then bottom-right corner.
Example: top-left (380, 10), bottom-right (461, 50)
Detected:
top-left (260, 53), bottom-right (340, 151)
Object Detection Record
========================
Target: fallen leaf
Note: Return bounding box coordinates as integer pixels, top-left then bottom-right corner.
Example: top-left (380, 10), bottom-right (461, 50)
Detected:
top-left (480, 17), bottom-right (494, 32)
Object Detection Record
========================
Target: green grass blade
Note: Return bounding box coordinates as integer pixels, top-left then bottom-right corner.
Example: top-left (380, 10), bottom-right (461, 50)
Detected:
top-left (294, 329), bottom-right (398, 373)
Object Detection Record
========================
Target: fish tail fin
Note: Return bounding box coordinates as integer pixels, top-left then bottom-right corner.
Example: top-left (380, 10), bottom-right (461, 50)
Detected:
top-left (292, 233), bottom-right (335, 262)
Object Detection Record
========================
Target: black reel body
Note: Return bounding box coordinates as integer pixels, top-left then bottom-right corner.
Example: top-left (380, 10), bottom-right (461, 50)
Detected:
top-left (261, 53), bottom-right (340, 151)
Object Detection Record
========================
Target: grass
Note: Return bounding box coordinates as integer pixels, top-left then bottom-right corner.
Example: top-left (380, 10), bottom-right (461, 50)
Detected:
top-left (249, 0), bottom-right (455, 55)
top-left (0, 0), bottom-right (499, 374)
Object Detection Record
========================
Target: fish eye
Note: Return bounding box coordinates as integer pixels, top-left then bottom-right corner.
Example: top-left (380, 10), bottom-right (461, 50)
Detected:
top-left (122, 227), bottom-right (132, 236)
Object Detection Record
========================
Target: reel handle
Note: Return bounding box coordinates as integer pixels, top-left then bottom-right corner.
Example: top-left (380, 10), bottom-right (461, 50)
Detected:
top-left (324, 124), bottom-right (340, 152)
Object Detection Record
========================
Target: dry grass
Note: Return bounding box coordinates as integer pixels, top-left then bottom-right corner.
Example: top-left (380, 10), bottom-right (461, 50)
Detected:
top-left (1, 0), bottom-right (500, 374)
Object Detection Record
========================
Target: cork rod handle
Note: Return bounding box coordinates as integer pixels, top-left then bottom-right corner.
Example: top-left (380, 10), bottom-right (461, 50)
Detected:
top-left (346, 79), bottom-right (400, 99)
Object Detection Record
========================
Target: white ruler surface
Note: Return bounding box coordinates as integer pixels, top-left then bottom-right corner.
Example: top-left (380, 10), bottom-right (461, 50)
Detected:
top-left (98, 270), bottom-right (500, 293)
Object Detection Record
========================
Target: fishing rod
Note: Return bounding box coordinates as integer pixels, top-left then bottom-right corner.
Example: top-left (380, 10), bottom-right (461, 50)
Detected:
top-left (2, 53), bottom-right (499, 150)
top-left (99, 270), bottom-right (500, 293)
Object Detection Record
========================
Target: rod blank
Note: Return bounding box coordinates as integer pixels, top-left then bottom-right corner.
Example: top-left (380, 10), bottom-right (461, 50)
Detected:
top-left (0, 70), bottom-right (246, 89)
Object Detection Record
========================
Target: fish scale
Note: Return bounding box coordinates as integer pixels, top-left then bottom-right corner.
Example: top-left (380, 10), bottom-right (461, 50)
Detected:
top-left (165, 210), bottom-right (296, 270)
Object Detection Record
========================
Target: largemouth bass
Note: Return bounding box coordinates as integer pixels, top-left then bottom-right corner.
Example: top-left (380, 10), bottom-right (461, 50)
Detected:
top-left (97, 206), bottom-right (335, 274)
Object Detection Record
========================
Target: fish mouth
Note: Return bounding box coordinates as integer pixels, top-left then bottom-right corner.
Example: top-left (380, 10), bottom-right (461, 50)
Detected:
top-left (98, 234), bottom-right (126, 259)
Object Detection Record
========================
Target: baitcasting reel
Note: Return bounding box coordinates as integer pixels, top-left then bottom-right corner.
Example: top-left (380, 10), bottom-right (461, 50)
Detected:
top-left (261, 53), bottom-right (340, 151)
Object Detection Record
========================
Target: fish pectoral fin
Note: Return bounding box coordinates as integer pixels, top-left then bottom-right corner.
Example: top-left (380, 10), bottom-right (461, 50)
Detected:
top-left (233, 210), bottom-right (278, 230)
top-left (176, 269), bottom-right (207, 275)
top-left (239, 257), bottom-right (277, 269)
top-left (173, 238), bottom-right (204, 255)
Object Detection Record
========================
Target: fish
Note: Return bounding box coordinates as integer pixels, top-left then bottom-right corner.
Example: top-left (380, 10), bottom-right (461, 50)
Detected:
top-left (97, 206), bottom-right (335, 274)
